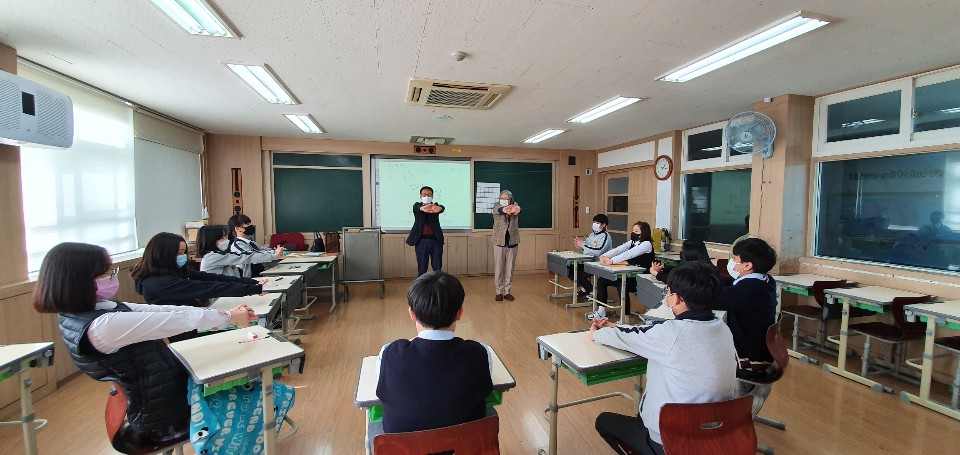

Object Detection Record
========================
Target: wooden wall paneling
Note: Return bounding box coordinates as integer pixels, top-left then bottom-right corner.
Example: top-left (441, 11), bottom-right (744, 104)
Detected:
top-left (204, 135), bottom-right (265, 228)
top-left (444, 237), bottom-right (469, 276)
top-left (403, 239), bottom-right (420, 278)
top-left (0, 43), bottom-right (27, 286)
top-left (467, 236), bottom-right (489, 276)
top-left (381, 236), bottom-right (408, 278)
top-left (628, 166), bottom-right (657, 226)
top-left (534, 234), bottom-right (559, 267)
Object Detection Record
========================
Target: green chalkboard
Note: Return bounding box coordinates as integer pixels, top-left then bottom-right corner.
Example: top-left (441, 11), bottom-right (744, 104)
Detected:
top-left (474, 161), bottom-right (553, 229)
top-left (273, 167), bottom-right (363, 232)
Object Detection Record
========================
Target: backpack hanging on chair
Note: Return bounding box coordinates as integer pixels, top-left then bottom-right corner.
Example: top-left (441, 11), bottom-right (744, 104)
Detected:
top-left (324, 232), bottom-right (341, 253)
top-left (310, 232), bottom-right (325, 253)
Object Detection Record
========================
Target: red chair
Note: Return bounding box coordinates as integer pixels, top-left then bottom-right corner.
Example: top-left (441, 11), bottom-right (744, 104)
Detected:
top-left (848, 295), bottom-right (930, 387)
top-left (780, 279), bottom-right (847, 363)
top-left (105, 383), bottom-right (188, 455)
top-left (373, 415), bottom-right (500, 455)
top-left (659, 396), bottom-right (757, 455)
top-left (270, 232), bottom-right (306, 251)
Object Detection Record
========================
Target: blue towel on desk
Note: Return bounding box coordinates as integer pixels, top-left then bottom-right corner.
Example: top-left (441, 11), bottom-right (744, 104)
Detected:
top-left (188, 379), bottom-right (295, 455)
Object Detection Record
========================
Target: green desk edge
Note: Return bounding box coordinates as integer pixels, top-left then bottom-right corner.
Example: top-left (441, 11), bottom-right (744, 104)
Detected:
top-left (563, 361), bottom-right (647, 386)
top-left (917, 315), bottom-right (960, 331)
top-left (367, 390), bottom-right (504, 423)
top-left (201, 365), bottom-right (286, 397)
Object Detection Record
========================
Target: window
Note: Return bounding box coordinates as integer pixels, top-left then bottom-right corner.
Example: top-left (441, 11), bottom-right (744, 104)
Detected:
top-left (826, 90), bottom-right (901, 142)
top-left (815, 150), bottom-right (960, 273)
top-left (18, 63), bottom-right (137, 272)
top-left (682, 121), bottom-right (751, 171)
top-left (681, 169), bottom-right (751, 244)
top-left (914, 74), bottom-right (960, 135)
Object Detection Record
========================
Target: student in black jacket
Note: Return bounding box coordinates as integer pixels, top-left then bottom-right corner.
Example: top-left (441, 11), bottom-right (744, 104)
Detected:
top-left (710, 237), bottom-right (778, 372)
top-left (405, 186), bottom-right (446, 276)
top-left (132, 232), bottom-right (265, 308)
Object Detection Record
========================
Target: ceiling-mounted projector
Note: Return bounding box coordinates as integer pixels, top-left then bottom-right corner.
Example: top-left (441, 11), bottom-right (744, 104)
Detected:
top-left (0, 70), bottom-right (73, 148)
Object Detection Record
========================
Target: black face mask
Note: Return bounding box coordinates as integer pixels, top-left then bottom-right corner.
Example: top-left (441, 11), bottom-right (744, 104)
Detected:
top-left (630, 232), bottom-right (641, 242)
top-left (243, 225), bottom-right (256, 236)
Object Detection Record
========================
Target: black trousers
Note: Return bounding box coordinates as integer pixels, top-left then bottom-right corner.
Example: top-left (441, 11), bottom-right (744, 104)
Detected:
top-left (595, 412), bottom-right (665, 455)
top-left (595, 277), bottom-right (637, 314)
top-left (414, 238), bottom-right (443, 276)
top-left (567, 264), bottom-right (594, 293)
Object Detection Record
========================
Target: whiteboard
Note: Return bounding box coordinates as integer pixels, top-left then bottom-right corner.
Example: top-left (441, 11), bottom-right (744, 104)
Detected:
top-left (374, 158), bottom-right (472, 232)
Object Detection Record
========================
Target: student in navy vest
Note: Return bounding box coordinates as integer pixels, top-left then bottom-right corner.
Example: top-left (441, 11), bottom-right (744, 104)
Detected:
top-left (406, 186), bottom-right (446, 276)
top-left (369, 271), bottom-right (494, 450)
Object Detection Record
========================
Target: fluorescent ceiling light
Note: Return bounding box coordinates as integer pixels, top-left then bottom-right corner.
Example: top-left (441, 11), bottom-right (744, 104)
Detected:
top-left (568, 96), bottom-right (642, 123)
top-left (523, 129), bottom-right (566, 144)
top-left (284, 114), bottom-right (323, 134)
top-left (149, 0), bottom-right (237, 37)
top-left (224, 63), bottom-right (298, 104)
top-left (699, 146), bottom-right (723, 152)
top-left (938, 107), bottom-right (960, 114)
top-left (841, 119), bottom-right (883, 128)
top-left (657, 11), bottom-right (831, 83)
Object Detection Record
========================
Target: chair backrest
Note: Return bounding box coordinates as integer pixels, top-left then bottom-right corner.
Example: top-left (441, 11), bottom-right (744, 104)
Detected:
top-left (105, 382), bottom-right (127, 443)
top-left (716, 258), bottom-right (730, 277)
top-left (891, 296), bottom-right (931, 336)
top-left (811, 279), bottom-right (847, 308)
top-left (373, 415), bottom-right (500, 455)
top-left (659, 396), bottom-right (757, 455)
top-left (270, 232), bottom-right (306, 250)
top-left (765, 316), bottom-right (789, 381)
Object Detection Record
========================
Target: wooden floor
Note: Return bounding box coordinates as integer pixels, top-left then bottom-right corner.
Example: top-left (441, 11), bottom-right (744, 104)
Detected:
top-left (3, 273), bottom-right (960, 454)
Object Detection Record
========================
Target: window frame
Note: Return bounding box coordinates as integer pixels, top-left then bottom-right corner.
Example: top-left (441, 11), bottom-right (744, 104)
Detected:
top-left (681, 120), bottom-right (752, 171)
top-left (679, 167), bottom-right (752, 245)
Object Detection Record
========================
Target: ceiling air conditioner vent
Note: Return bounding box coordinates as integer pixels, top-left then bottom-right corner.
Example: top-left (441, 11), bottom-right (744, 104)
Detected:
top-left (406, 78), bottom-right (511, 110)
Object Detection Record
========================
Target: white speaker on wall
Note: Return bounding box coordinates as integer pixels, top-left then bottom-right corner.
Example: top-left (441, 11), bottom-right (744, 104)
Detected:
top-left (0, 70), bottom-right (73, 148)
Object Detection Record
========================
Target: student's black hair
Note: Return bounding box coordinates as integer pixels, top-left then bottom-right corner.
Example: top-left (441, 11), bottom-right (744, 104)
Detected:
top-left (679, 239), bottom-right (711, 264)
top-left (131, 232), bottom-right (187, 279)
top-left (227, 214), bottom-right (253, 243)
top-left (665, 261), bottom-right (723, 311)
top-left (633, 221), bottom-right (653, 243)
top-left (592, 214), bottom-right (609, 225)
top-left (419, 186), bottom-right (434, 195)
top-left (732, 237), bottom-right (777, 274)
top-left (33, 242), bottom-right (111, 313)
top-left (407, 271), bottom-right (465, 329)
top-left (197, 225), bottom-right (230, 257)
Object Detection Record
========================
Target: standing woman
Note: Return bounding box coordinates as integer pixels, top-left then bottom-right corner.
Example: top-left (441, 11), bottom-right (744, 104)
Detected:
top-left (228, 214), bottom-right (278, 278)
top-left (492, 190), bottom-right (522, 301)
top-left (589, 221), bottom-right (655, 319)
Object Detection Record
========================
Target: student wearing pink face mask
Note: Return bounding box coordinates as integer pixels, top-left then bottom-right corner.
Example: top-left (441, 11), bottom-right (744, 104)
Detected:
top-left (32, 242), bottom-right (256, 447)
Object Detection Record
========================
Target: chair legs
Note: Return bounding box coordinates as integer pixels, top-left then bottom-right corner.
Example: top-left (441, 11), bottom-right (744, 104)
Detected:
top-left (952, 358), bottom-right (960, 410)
top-left (741, 382), bottom-right (786, 431)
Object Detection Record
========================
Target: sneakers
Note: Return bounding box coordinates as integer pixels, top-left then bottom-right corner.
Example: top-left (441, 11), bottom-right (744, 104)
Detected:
top-left (585, 306), bottom-right (607, 320)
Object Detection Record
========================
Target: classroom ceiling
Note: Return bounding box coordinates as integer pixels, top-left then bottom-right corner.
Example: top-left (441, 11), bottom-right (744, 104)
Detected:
top-left (2, 1), bottom-right (960, 150)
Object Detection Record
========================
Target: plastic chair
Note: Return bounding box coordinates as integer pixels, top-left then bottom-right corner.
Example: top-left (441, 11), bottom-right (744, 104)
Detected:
top-left (270, 232), bottom-right (306, 251)
top-left (779, 279), bottom-right (847, 363)
top-left (105, 383), bottom-right (188, 455)
top-left (373, 415), bottom-right (500, 455)
top-left (735, 317), bottom-right (789, 454)
top-left (934, 336), bottom-right (960, 410)
top-left (848, 296), bottom-right (930, 385)
top-left (658, 396), bottom-right (757, 455)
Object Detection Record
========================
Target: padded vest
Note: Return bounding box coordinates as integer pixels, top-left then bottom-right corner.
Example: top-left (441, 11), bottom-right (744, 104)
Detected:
top-left (59, 304), bottom-right (190, 439)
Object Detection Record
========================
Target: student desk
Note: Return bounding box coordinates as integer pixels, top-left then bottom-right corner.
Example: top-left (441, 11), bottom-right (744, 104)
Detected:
top-left (635, 273), bottom-right (667, 313)
top-left (261, 275), bottom-right (305, 338)
top-left (901, 300), bottom-right (960, 421)
top-left (546, 251), bottom-right (595, 308)
top-left (281, 253), bottom-right (340, 314)
top-left (654, 252), bottom-right (681, 267)
top-left (770, 274), bottom-right (852, 364)
top-left (0, 342), bottom-right (54, 455)
top-left (262, 263), bottom-right (319, 319)
top-left (168, 326), bottom-right (304, 455)
top-left (211, 294), bottom-right (281, 328)
top-left (353, 349), bottom-right (516, 455)
top-left (822, 286), bottom-right (929, 392)
top-left (536, 331), bottom-right (647, 455)
top-left (583, 262), bottom-right (647, 323)
top-left (639, 305), bottom-right (727, 324)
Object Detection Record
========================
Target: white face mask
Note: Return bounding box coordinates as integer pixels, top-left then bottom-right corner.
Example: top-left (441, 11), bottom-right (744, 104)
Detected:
top-left (499, 199), bottom-right (509, 207)
top-left (217, 239), bottom-right (229, 251)
top-left (727, 259), bottom-right (741, 279)
top-left (592, 222), bottom-right (602, 233)
top-left (421, 196), bottom-right (432, 204)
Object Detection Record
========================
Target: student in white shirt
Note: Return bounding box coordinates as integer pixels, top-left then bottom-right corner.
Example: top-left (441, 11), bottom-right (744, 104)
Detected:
top-left (33, 242), bottom-right (256, 444)
top-left (571, 214), bottom-right (613, 298)
top-left (227, 214), bottom-right (277, 277)
top-left (588, 221), bottom-right (655, 320)
top-left (198, 224), bottom-right (282, 277)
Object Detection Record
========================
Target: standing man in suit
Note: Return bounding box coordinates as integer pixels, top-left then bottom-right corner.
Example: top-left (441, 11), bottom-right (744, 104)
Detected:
top-left (406, 186), bottom-right (446, 276)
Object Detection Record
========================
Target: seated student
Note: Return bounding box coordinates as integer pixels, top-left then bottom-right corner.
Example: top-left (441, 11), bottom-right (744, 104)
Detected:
top-left (648, 239), bottom-right (712, 283)
top-left (32, 242), bottom-right (258, 447)
top-left (227, 214), bottom-right (276, 278)
top-left (588, 221), bottom-right (655, 320)
top-left (711, 237), bottom-right (778, 374)
top-left (570, 214), bottom-right (613, 299)
top-left (198, 224), bottom-right (283, 277)
top-left (132, 232), bottom-right (265, 309)
top-left (372, 271), bottom-right (493, 449)
top-left (590, 261), bottom-right (738, 455)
